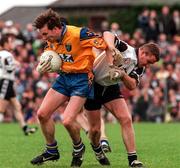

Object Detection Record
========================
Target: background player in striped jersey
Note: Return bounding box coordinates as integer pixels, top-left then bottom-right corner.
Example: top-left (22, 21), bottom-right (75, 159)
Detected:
top-left (0, 35), bottom-right (37, 135)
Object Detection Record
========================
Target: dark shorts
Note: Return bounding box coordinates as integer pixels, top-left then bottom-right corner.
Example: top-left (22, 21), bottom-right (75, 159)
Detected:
top-left (84, 82), bottom-right (124, 111)
top-left (0, 79), bottom-right (15, 100)
top-left (52, 73), bottom-right (94, 99)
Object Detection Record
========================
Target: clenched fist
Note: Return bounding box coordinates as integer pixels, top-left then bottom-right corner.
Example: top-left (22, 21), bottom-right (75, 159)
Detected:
top-left (109, 64), bottom-right (125, 81)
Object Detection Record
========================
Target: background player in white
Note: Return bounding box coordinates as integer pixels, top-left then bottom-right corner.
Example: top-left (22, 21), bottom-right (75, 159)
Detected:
top-left (0, 35), bottom-right (37, 135)
top-left (84, 31), bottom-right (160, 167)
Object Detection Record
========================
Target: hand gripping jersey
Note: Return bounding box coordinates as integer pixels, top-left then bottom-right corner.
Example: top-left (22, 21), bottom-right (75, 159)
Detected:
top-left (45, 24), bottom-right (107, 75)
top-left (0, 50), bottom-right (15, 81)
top-left (93, 37), bottom-right (145, 86)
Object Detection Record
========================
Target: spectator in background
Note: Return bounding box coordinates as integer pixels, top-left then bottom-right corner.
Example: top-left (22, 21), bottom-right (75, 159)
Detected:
top-left (132, 28), bottom-right (145, 47)
top-left (101, 20), bottom-right (109, 33)
top-left (158, 33), bottom-right (170, 57)
top-left (23, 23), bottom-right (37, 43)
top-left (166, 63), bottom-right (179, 91)
top-left (149, 10), bottom-right (159, 26)
top-left (159, 5), bottom-right (171, 36)
top-left (110, 22), bottom-right (122, 37)
top-left (170, 10), bottom-right (180, 36)
top-left (137, 8), bottom-right (149, 33)
top-left (146, 96), bottom-right (165, 122)
top-left (133, 83), bottom-right (150, 122)
top-left (145, 18), bottom-right (159, 42)
top-left (167, 89), bottom-right (180, 121)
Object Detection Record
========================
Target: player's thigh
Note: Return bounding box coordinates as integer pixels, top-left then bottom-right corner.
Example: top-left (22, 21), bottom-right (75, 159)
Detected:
top-left (0, 99), bottom-right (9, 112)
top-left (104, 98), bottom-right (131, 120)
top-left (63, 96), bottom-right (86, 122)
top-left (38, 88), bottom-right (69, 117)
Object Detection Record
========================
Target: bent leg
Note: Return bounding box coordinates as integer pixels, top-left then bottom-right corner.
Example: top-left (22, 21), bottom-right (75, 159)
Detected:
top-left (0, 98), bottom-right (8, 121)
top-left (100, 116), bottom-right (107, 140)
top-left (76, 110), bottom-right (89, 133)
top-left (62, 96), bottom-right (86, 143)
top-left (100, 115), bottom-right (112, 153)
top-left (104, 98), bottom-right (136, 153)
top-left (86, 109), bottom-right (101, 147)
top-left (10, 97), bottom-right (26, 127)
top-left (37, 88), bottom-right (68, 144)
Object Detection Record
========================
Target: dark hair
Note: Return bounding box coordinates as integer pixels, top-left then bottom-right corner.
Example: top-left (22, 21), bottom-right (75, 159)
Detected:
top-left (0, 35), bottom-right (9, 47)
top-left (140, 42), bottom-right (160, 61)
top-left (33, 8), bottom-right (62, 30)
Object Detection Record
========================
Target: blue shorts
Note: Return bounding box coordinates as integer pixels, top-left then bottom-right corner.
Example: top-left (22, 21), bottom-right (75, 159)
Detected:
top-left (52, 73), bottom-right (94, 99)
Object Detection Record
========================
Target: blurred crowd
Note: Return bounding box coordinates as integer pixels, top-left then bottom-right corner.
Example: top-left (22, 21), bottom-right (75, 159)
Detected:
top-left (0, 5), bottom-right (180, 124)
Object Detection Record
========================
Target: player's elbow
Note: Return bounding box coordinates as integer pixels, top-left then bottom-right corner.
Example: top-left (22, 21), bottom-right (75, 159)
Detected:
top-left (124, 80), bottom-right (137, 90)
top-left (127, 84), bottom-right (136, 90)
top-left (103, 31), bottom-right (113, 38)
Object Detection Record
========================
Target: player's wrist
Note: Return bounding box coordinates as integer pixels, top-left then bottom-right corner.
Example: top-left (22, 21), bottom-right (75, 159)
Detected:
top-left (119, 70), bottom-right (126, 80)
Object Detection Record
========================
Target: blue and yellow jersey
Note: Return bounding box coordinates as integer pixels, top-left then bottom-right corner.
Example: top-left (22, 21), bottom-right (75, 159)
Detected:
top-left (45, 24), bottom-right (107, 74)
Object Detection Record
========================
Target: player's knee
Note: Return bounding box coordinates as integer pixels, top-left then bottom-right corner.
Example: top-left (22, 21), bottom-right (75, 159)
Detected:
top-left (117, 115), bottom-right (132, 126)
top-left (62, 118), bottom-right (72, 128)
top-left (37, 109), bottom-right (49, 122)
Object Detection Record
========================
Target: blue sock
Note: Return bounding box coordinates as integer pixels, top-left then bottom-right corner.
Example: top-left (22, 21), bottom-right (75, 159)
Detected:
top-left (46, 141), bottom-right (58, 154)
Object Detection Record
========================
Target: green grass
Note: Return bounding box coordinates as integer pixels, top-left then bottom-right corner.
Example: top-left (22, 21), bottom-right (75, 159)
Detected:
top-left (0, 123), bottom-right (180, 168)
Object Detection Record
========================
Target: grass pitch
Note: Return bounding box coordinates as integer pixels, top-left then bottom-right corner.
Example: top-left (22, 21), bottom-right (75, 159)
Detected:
top-left (0, 123), bottom-right (180, 168)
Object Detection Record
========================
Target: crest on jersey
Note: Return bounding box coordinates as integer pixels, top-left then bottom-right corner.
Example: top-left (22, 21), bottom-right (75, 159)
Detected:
top-left (65, 43), bottom-right (72, 52)
top-left (93, 39), bottom-right (100, 46)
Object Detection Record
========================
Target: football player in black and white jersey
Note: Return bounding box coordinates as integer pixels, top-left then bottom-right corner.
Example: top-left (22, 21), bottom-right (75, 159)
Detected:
top-left (84, 31), bottom-right (160, 168)
top-left (0, 35), bottom-right (37, 135)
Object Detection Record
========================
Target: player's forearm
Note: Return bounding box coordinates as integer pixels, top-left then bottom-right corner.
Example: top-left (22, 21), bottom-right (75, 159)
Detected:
top-left (103, 31), bottom-right (116, 65)
top-left (103, 31), bottom-right (115, 50)
top-left (121, 74), bottom-right (137, 90)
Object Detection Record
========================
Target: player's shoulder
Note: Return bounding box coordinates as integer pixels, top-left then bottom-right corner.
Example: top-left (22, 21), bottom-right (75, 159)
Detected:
top-left (116, 38), bottom-right (132, 53)
top-left (67, 25), bottom-right (81, 37)
top-left (0, 50), bottom-right (13, 57)
top-left (79, 27), bottom-right (97, 40)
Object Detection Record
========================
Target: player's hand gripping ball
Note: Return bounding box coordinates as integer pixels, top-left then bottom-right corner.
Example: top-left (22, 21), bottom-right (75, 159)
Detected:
top-left (36, 50), bottom-right (62, 73)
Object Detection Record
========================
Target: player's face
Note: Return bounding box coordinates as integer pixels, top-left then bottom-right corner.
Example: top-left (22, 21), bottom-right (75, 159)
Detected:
top-left (138, 48), bottom-right (157, 67)
top-left (39, 24), bottom-right (61, 42)
top-left (6, 36), bottom-right (16, 50)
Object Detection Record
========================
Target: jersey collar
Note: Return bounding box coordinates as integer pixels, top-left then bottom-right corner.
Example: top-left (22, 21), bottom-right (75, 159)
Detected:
top-left (57, 22), bottom-right (67, 44)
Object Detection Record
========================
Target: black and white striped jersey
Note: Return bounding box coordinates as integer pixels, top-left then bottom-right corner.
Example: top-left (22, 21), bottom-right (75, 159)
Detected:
top-left (0, 50), bottom-right (15, 81)
top-left (93, 37), bottom-right (145, 86)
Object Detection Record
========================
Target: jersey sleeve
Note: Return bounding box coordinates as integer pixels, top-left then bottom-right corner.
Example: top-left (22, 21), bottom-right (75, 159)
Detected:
top-left (2, 56), bottom-right (15, 73)
top-left (114, 36), bottom-right (128, 52)
top-left (129, 67), bottom-right (145, 85)
top-left (80, 27), bottom-right (107, 50)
